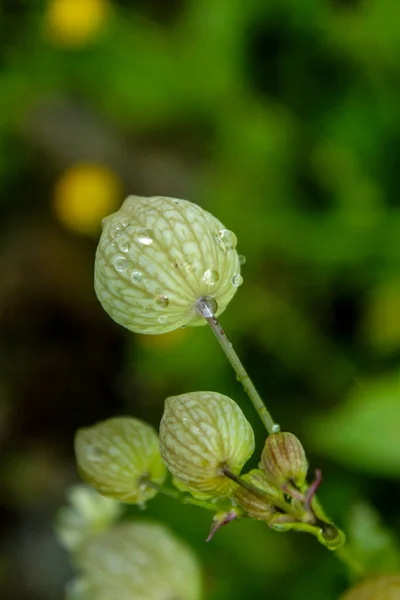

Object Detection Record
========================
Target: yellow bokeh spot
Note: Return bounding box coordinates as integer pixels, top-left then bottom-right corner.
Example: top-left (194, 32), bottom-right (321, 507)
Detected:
top-left (53, 163), bottom-right (122, 236)
top-left (45, 0), bottom-right (110, 48)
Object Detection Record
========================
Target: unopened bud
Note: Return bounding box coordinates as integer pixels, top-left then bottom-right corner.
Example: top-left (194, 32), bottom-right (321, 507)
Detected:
top-left (261, 432), bottom-right (308, 488)
top-left (75, 417), bottom-right (166, 504)
top-left (95, 195), bottom-right (241, 335)
top-left (159, 391), bottom-right (255, 498)
top-left (234, 469), bottom-right (282, 521)
top-left (340, 574), bottom-right (400, 600)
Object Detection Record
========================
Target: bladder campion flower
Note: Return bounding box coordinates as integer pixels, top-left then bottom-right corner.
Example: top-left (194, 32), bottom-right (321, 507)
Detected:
top-left (94, 196), bottom-right (242, 334)
top-left (159, 391), bottom-right (255, 498)
top-left (261, 432), bottom-right (308, 488)
top-left (75, 417), bottom-right (166, 503)
top-left (70, 521), bottom-right (202, 600)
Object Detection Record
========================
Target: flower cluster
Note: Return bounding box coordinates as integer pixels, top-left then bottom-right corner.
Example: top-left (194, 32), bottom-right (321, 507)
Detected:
top-left (70, 193), bottom-right (345, 598)
top-left (75, 394), bottom-right (343, 549)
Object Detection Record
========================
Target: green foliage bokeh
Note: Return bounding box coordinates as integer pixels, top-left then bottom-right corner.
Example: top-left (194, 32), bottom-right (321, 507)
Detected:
top-left (0, 1), bottom-right (399, 599)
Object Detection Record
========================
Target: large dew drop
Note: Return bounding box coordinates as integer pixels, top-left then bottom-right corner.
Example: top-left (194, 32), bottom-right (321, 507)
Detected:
top-left (195, 296), bottom-right (218, 318)
top-left (215, 229), bottom-right (237, 252)
top-left (203, 269), bottom-right (220, 285)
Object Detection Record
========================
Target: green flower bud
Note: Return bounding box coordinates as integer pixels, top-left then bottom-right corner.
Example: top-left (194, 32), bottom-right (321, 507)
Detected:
top-left (159, 391), bottom-right (255, 498)
top-left (72, 521), bottom-right (202, 600)
top-left (75, 417), bottom-right (166, 504)
top-left (340, 574), bottom-right (400, 600)
top-left (234, 469), bottom-right (282, 521)
top-left (95, 196), bottom-right (242, 335)
top-left (55, 484), bottom-right (122, 552)
top-left (261, 432), bottom-right (308, 488)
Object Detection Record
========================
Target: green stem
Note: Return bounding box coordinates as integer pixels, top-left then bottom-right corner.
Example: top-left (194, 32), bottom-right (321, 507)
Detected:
top-left (145, 480), bottom-right (220, 512)
top-left (203, 312), bottom-right (278, 434)
top-left (334, 545), bottom-right (367, 579)
top-left (196, 300), bottom-right (366, 576)
top-left (223, 467), bottom-right (303, 520)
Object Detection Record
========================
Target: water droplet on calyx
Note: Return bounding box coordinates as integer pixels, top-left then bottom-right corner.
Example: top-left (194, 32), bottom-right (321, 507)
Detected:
top-left (111, 225), bottom-right (122, 239)
top-left (215, 229), bottom-right (237, 252)
top-left (203, 268), bottom-right (220, 285)
top-left (114, 256), bottom-right (127, 272)
top-left (154, 294), bottom-right (169, 308)
top-left (172, 260), bottom-right (192, 273)
top-left (118, 238), bottom-right (130, 253)
top-left (195, 296), bottom-right (218, 318)
top-left (137, 229), bottom-right (153, 246)
top-left (131, 270), bottom-right (143, 284)
top-left (232, 274), bottom-right (243, 287)
top-left (158, 315), bottom-right (169, 324)
top-left (239, 254), bottom-right (246, 265)
top-left (86, 445), bottom-right (103, 462)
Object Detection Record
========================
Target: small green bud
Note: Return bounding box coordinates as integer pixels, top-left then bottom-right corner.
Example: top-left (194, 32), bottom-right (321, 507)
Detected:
top-left (234, 469), bottom-right (282, 521)
top-left (340, 574), bottom-right (400, 600)
top-left (95, 195), bottom-right (242, 334)
top-left (261, 432), bottom-right (308, 488)
top-left (159, 391), bottom-right (255, 498)
top-left (72, 521), bottom-right (202, 600)
top-left (75, 417), bottom-right (166, 504)
top-left (55, 484), bottom-right (122, 552)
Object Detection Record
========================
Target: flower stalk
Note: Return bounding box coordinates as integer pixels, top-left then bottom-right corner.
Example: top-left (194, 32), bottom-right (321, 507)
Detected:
top-left (196, 297), bottom-right (279, 435)
top-left (143, 479), bottom-right (228, 512)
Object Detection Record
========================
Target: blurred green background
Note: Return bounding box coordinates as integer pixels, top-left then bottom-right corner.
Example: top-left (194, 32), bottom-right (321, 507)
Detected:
top-left (1, 0), bottom-right (400, 598)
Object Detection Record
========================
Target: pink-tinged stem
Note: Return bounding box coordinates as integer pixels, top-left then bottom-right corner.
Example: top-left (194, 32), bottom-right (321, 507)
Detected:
top-left (305, 469), bottom-right (322, 512)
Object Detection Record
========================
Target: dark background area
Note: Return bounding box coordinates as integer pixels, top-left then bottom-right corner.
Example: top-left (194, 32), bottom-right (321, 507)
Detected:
top-left (0, 1), bottom-right (400, 598)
